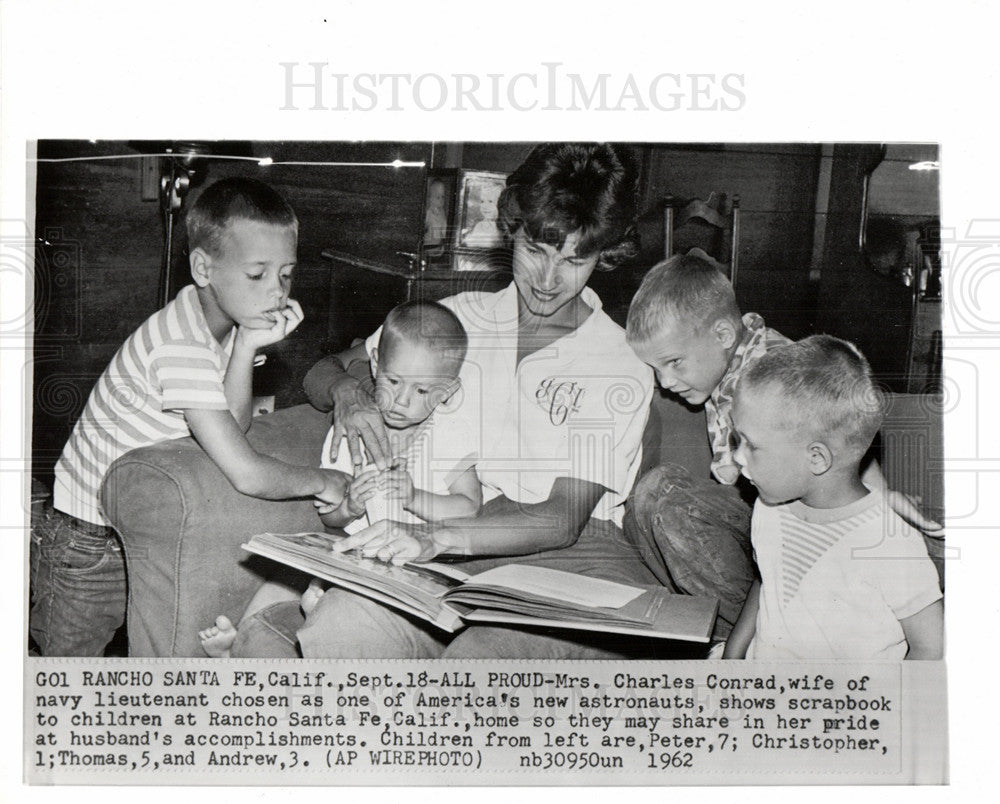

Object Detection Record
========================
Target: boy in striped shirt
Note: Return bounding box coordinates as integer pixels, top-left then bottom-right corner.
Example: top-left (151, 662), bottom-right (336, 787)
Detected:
top-left (723, 336), bottom-right (942, 659)
top-left (31, 178), bottom-right (350, 656)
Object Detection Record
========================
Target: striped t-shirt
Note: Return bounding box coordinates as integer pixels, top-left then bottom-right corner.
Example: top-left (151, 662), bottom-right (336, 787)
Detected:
top-left (54, 284), bottom-right (234, 525)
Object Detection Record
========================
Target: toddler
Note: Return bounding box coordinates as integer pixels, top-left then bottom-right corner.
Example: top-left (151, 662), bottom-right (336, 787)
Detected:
top-left (199, 300), bottom-right (480, 656)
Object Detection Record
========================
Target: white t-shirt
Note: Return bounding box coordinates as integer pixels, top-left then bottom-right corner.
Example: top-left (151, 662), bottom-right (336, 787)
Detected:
top-left (365, 283), bottom-right (654, 526)
top-left (748, 491), bottom-right (943, 660)
top-left (320, 418), bottom-right (473, 534)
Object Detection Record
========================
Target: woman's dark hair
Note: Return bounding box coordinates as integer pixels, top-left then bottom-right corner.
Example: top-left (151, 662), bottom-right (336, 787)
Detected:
top-left (496, 142), bottom-right (640, 271)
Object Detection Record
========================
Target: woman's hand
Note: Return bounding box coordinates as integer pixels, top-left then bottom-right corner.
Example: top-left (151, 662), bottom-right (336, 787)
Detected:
top-left (885, 490), bottom-right (944, 536)
top-left (331, 520), bottom-right (442, 565)
top-left (329, 380), bottom-right (392, 472)
top-left (862, 459), bottom-right (943, 535)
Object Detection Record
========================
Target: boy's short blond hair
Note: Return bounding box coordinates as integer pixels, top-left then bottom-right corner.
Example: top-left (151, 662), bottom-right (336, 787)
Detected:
top-left (186, 177), bottom-right (298, 258)
top-left (379, 300), bottom-right (468, 376)
top-left (626, 252), bottom-right (741, 343)
top-left (739, 335), bottom-right (884, 458)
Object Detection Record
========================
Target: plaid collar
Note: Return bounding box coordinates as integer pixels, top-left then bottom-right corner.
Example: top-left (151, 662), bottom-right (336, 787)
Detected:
top-left (705, 313), bottom-right (769, 484)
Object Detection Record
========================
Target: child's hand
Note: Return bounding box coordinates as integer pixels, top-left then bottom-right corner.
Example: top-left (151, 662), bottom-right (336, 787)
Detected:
top-left (379, 460), bottom-right (415, 508)
top-left (346, 468), bottom-right (379, 518)
top-left (315, 468), bottom-right (349, 506)
top-left (236, 299), bottom-right (305, 351)
top-left (885, 489), bottom-right (944, 536)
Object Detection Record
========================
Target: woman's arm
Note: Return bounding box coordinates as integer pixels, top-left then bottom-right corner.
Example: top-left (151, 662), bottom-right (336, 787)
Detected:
top-left (302, 343), bottom-right (368, 411)
top-left (335, 477), bottom-right (606, 564)
top-left (303, 343), bottom-right (393, 470)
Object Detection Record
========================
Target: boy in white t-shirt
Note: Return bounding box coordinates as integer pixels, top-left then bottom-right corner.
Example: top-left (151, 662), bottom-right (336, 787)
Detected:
top-left (198, 300), bottom-right (480, 656)
top-left (723, 335), bottom-right (943, 660)
top-left (315, 299), bottom-right (479, 535)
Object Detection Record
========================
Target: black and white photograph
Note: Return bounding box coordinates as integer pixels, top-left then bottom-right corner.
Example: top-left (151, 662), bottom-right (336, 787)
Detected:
top-left (26, 138), bottom-right (946, 662)
top-left (21, 137), bottom-right (949, 779)
top-left (3, 0), bottom-right (997, 800)
top-left (421, 169), bottom-right (456, 261)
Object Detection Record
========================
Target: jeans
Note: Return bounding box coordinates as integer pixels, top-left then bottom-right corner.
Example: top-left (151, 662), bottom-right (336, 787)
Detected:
top-left (622, 463), bottom-right (754, 640)
top-left (29, 498), bottom-right (127, 656)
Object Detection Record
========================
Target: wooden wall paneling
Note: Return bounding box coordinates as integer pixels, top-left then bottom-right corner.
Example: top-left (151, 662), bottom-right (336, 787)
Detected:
top-left (815, 144), bottom-right (914, 388)
top-left (458, 142), bottom-right (535, 173)
top-left (635, 144), bottom-right (822, 337)
top-left (30, 140), bottom-right (434, 481)
top-left (32, 142), bottom-right (164, 482)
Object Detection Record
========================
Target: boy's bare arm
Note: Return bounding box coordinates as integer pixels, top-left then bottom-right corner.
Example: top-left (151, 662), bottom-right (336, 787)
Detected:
top-left (722, 579), bottom-right (760, 659)
top-left (900, 598), bottom-right (944, 660)
top-left (222, 336), bottom-right (257, 432)
top-left (318, 469), bottom-right (378, 529)
top-left (406, 464), bottom-right (482, 523)
top-left (318, 500), bottom-right (357, 530)
top-left (184, 407), bottom-right (349, 504)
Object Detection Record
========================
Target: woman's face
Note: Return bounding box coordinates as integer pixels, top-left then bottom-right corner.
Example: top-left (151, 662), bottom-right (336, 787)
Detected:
top-left (511, 228), bottom-right (599, 322)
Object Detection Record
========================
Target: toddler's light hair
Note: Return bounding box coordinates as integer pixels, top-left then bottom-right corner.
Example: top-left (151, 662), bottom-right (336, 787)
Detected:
top-left (379, 300), bottom-right (468, 377)
top-left (739, 335), bottom-right (884, 458)
top-left (626, 252), bottom-right (741, 344)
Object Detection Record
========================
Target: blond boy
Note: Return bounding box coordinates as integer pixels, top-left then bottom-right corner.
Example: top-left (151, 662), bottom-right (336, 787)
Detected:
top-left (198, 300), bottom-right (481, 657)
top-left (623, 253), bottom-right (789, 637)
top-left (623, 252), bottom-right (939, 642)
top-left (723, 336), bottom-right (942, 659)
top-left (32, 178), bottom-right (349, 656)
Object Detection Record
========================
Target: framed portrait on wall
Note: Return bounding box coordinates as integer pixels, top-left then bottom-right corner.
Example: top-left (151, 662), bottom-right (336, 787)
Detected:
top-left (455, 170), bottom-right (507, 249)
top-left (420, 168), bottom-right (510, 272)
top-left (453, 169), bottom-right (508, 271)
top-left (420, 169), bottom-right (458, 266)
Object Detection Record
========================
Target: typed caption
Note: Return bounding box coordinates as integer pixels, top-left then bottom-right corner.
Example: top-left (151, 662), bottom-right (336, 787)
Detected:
top-left (25, 659), bottom-right (946, 785)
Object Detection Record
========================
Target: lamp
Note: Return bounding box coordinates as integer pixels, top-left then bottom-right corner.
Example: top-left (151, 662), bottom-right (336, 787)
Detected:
top-left (158, 142), bottom-right (210, 307)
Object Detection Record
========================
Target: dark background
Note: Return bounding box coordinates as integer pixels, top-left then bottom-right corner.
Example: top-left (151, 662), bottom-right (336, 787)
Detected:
top-left (30, 140), bottom-right (938, 483)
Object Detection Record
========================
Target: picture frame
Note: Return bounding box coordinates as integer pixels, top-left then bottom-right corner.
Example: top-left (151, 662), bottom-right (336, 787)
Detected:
top-left (419, 169), bottom-right (458, 267)
top-left (454, 169), bottom-right (507, 251)
top-left (452, 169), bottom-right (509, 272)
top-left (419, 168), bottom-right (510, 272)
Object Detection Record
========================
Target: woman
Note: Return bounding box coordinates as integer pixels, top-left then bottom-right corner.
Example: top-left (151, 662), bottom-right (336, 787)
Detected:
top-left (237, 142), bottom-right (660, 659)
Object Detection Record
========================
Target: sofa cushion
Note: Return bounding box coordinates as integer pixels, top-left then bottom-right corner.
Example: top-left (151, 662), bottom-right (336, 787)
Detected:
top-left (641, 390), bottom-right (712, 479)
top-left (100, 404), bottom-right (331, 656)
